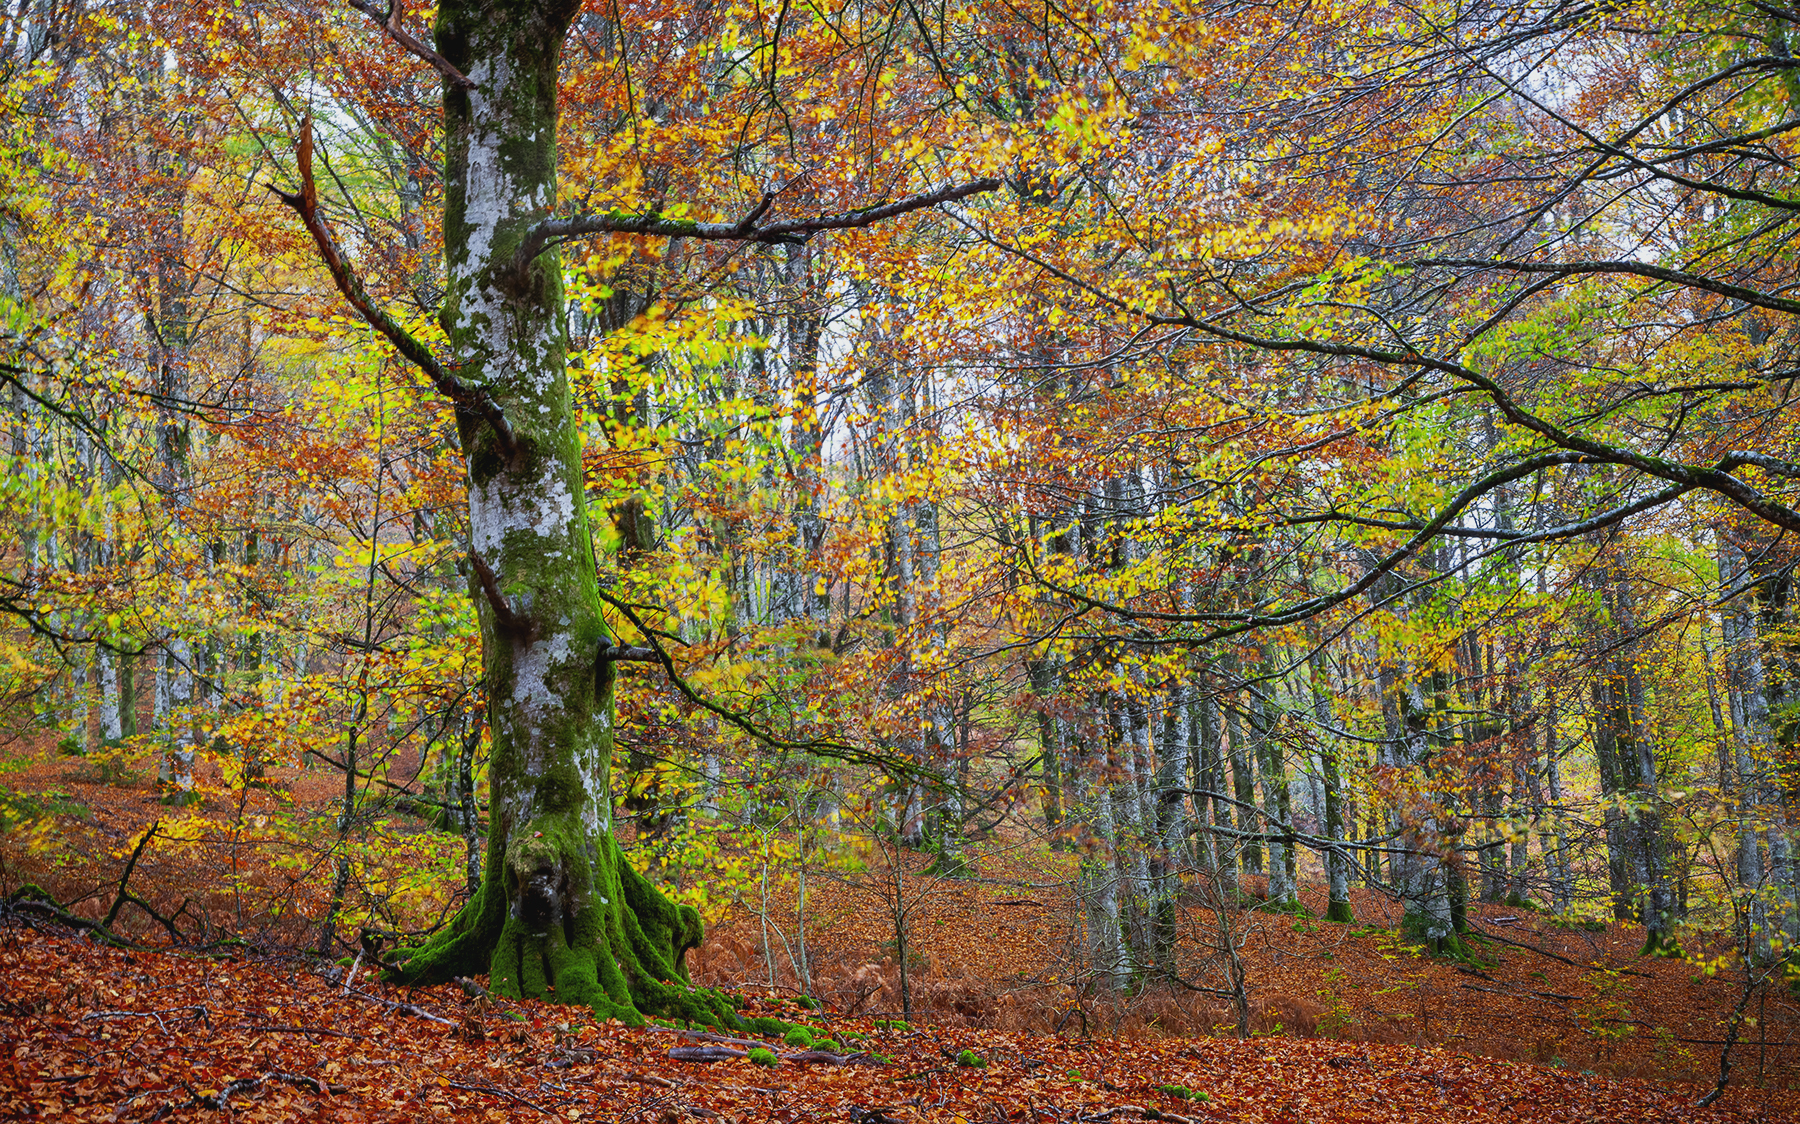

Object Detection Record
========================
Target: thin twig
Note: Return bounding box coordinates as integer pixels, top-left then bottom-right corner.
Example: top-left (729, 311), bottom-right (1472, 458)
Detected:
top-left (447, 1080), bottom-right (552, 1114)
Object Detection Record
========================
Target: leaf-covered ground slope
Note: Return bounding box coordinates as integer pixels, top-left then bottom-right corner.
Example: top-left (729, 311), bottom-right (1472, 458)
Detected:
top-left (692, 853), bottom-right (1800, 1087)
top-left (8, 746), bottom-right (1800, 1101)
top-left (4, 926), bottom-right (1797, 1123)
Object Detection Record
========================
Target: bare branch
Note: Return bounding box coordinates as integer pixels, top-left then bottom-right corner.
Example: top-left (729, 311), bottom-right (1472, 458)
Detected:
top-left (592, 587), bottom-right (935, 778)
top-left (595, 642), bottom-right (658, 662)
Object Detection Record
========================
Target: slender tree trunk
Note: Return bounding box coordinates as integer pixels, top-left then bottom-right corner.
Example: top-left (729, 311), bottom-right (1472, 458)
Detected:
top-left (1147, 681), bottom-right (1188, 980)
top-left (1084, 778), bottom-right (1130, 991)
top-left (1749, 546), bottom-right (1800, 956)
top-left (1386, 663), bottom-right (1461, 954)
top-left (1223, 657), bottom-right (1260, 878)
top-left (1722, 543), bottom-right (1769, 957)
top-left (1251, 668), bottom-right (1296, 909)
top-left (1508, 755), bottom-right (1531, 905)
top-left (1310, 653), bottom-right (1354, 922)
top-left (1029, 653), bottom-right (1066, 839)
top-left (1543, 698), bottom-right (1573, 914)
top-left (1197, 665), bottom-right (1237, 895)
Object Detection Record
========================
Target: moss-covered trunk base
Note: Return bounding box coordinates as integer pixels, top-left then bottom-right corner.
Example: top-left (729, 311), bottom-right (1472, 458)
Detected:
top-left (392, 827), bottom-right (736, 1028)
top-left (1640, 927), bottom-right (1683, 958)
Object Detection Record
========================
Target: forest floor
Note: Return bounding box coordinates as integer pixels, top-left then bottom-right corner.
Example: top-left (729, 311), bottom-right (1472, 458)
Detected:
top-left (2, 744), bottom-right (1798, 1121)
top-left (692, 845), bottom-right (1800, 1089)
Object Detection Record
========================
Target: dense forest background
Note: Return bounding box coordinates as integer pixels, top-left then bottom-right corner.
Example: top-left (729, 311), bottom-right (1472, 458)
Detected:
top-left (4, 0), bottom-right (1800, 1103)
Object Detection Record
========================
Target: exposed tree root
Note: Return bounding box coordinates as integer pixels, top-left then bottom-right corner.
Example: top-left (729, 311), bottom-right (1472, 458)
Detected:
top-left (390, 830), bottom-right (748, 1030)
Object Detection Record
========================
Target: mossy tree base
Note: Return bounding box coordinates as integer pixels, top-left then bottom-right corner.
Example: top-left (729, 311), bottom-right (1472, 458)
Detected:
top-left (1400, 909), bottom-right (1490, 967)
top-left (386, 819), bottom-right (750, 1030)
top-left (1254, 896), bottom-right (1313, 918)
top-left (1640, 928), bottom-right (1683, 958)
top-left (392, 826), bottom-right (740, 1028)
top-left (1414, 928), bottom-right (1495, 968)
top-left (921, 849), bottom-right (972, 879)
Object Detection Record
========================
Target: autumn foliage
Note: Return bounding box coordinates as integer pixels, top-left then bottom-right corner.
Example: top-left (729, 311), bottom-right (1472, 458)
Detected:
top-left (6, 0), bottom-right (1800, 1117)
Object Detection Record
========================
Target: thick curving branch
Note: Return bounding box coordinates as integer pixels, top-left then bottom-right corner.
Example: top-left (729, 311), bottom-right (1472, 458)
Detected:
top-left (269, 116), bottom-right (513, 451)
top-left (509, 177), bottom-right (1003, 276)
top-left (1409, 256), bottom-right (1800, 317)
top-left (1018, 454), bottom-right (1694, 637)
top-left (1718, 450), bottom-right (1800, 478)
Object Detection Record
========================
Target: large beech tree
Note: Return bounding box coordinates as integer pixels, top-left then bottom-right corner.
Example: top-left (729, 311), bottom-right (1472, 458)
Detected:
top-left (274, 0), bottom-right (994, 1022)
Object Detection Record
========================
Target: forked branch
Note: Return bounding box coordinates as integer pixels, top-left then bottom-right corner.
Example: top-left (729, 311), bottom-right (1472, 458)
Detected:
top-left (269, 116), bottom-right (513, 451)
top-left (592, 587), bottom-right (936, 778)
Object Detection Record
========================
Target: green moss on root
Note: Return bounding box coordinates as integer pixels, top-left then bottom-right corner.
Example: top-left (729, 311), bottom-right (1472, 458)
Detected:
top-left (390, 825), bottom-right (736, 1029)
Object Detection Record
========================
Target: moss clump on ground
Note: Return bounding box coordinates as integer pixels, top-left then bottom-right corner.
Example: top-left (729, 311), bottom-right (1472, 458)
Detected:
top-left (748, 1048), bottom-right (779, 1067)
top-left (1549, 915), bottom-right (1607, 933)
top-left (1157, 1084), bottom-right (1209, 1101)
top-left (956, 1048), bottom-right (987, 1068)
top-left (783, 1026), bottom-right (815, 1048)
top-left (743, 1015), bottom-right (790, 1037)
top-left (1257, 897), bottom-right (1314, 918)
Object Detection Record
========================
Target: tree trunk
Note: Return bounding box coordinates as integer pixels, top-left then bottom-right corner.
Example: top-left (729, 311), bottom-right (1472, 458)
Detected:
top-left (1082, 776), bottom-right (1131, 991)
top-left (1542, 695), bottom-right (1573, 914)
top-left (1146, 681), bottom-right (1188, 981)
top-left (1028, 654), bottom-right (1066, 838)
top-left (1196, 665), bottom-right (1237, 895)
top-left (1746, 540), bottom-right (1800, 958)
top-left (1223, 658), bottom-right (1260, 878)
top-left (1721, 540), bottom-right (1769, 958)
top-left (390, 2), bottom-right (710, 1026)
top-left (1251, 667), bottom-right (1297, 909)
top-left (1386, 664), bottom-right (1462, 955)
top-left (1309, 653), bottom-right (1353, 923)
